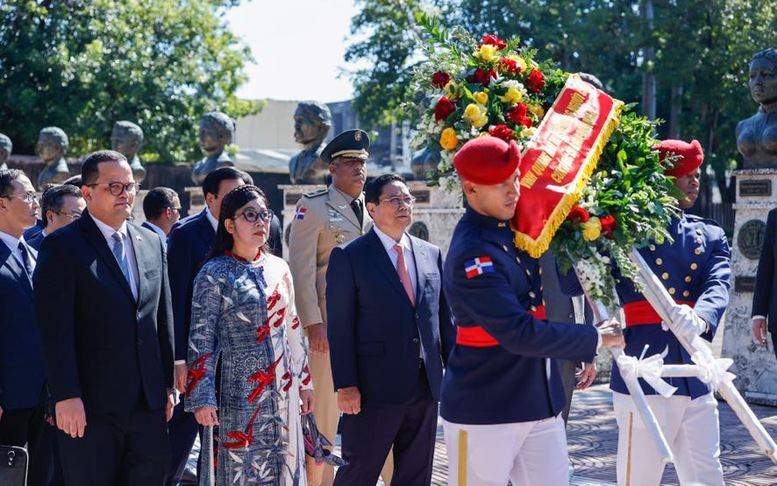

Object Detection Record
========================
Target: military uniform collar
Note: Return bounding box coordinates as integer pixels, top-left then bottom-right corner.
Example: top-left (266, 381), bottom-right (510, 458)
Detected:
top-left (465, 206), bottom-right (512, 232)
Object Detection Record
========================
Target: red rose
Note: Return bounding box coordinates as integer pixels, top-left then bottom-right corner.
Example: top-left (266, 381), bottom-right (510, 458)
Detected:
top-left (526, 69), bottom-right (545, 93)
top-left (467, 68), bottom-right (496, 87)
top-left (488, 124), bottom-right (517, 142)
top-left (480, 34), bottom-right (507, 51)
top-left (434, 96), bottom-right (456, 121)
top-left (567, 206), bottom-right (590, 224)
top-left (432, 71), bottom-right (451, 89)
top-left (499, 58), bottom-right (522, 75)
top-left (600, 215), bottom-right (617, 239)
top-left (506, 103), bottom-right (532, 128)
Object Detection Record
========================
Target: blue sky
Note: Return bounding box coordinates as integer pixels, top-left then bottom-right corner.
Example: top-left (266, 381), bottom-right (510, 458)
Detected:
top-left (227, 0), bottom-right (361, 102)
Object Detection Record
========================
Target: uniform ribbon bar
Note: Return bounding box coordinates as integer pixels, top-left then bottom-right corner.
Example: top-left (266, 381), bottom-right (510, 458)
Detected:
top-left (513, 74), bottom-right (623, 257)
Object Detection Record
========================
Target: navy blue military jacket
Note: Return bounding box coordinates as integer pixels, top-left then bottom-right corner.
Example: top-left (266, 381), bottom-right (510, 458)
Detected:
top-left (440, 207), bottom-right (599, 425)
top-left (611, 213), bottom-right (731, 399)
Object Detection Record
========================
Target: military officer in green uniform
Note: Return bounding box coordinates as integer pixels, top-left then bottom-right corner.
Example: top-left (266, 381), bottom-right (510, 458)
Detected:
top-left (289, 129), bottom-right (393, 486)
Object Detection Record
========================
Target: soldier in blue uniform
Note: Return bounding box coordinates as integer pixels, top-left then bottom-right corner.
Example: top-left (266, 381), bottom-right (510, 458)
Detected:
top-left (440, 136), bottom-right (625, 486)
top-left (611, 139), bottom-right (730, 485)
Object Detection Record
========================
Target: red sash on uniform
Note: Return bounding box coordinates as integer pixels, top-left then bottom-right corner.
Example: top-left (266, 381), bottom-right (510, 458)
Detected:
top-left (456, 305), bottom-right (546, 347)
top-left (623, 300), bottom-right (695, 326)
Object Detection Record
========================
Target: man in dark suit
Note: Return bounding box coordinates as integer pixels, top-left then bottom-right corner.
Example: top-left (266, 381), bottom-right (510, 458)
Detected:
top-left (327, 173), bottom-right (456, 485)
top-left (26, 184), bottom-right (85, 250)
top-left (141, 187), bottom-right (180, 250)
top-left (165, 167), bottom-right (250, 484)
top-left (34, 150), bottom-right (175, 484)
top-left (753, 208), bottom-right (777, 359)
top-left (0, 169), bottom-right (45, 468)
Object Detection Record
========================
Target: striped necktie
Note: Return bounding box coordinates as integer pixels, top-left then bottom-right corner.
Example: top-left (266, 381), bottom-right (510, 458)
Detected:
top-left (111, 232), bottom-right (131, 286)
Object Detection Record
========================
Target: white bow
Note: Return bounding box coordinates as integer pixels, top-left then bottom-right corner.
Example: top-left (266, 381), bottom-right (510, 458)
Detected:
top-left (617, 348), bottom-right (678, 398)
top-left (691, 353), bottom-right (736, 391)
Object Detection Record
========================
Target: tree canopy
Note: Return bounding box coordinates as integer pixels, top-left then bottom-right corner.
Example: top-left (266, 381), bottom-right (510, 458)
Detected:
top-left (346, 0), bottom-right (777, 204)
top-left (0, 0), bottom-right (258, 163)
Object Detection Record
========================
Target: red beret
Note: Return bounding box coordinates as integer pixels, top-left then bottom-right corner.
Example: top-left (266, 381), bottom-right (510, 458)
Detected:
top-left (453, 136), bottom-right (521, 185)
top-left (656, 139), bottom-right (703, 177)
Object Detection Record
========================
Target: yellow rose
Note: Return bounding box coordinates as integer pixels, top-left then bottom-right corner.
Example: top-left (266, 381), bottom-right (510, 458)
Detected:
top-left (528, 104), bottom-right (545, 118)
top-left (445, 81), bottom-right (464, 100)
top-left (439, 127), bottom-right (460, 151)
top-left (582, 217), bottom-right (602, 241)
top-left (520, 127), bottom-right (536, 138)
top-left (463, 103), bottom-right (488, 128)
top-left (473, 91), bottom-right (488, 105)
top-left (500, 87), bottom-right (523, 104)
top-left (478, 44), bottom-right (497, 62)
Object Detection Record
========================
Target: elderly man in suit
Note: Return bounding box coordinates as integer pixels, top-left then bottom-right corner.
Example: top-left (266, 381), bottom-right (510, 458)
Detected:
top-left (327, 173), bottom-right (456, 485)
top-left (0, 169), bottom-right (45, 469)
top-left (26, 184), bottom-right (85, 250)
top-left (34, 150), bottom-right (175, 484)
top-left (288, 129), bottom-right (376, 486)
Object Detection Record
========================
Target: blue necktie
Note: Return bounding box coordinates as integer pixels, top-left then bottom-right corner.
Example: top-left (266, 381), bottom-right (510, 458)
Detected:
top-left (17, 242), bottom-right (33, 278)
top-left (111, 232), bottom-right (131, 286)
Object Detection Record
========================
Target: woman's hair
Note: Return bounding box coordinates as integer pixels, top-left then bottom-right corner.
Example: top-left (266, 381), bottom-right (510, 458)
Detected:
top-left (206, 184), bottom-right (270, 261)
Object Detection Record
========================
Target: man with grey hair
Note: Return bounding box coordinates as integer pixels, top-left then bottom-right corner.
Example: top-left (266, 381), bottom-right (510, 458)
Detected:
top-left (111, 121), bottom-right (146, 183)
top-left (191, 111), bottom-right (236, 184)
top-left (0, 133), bottom-right (11, 171)
top-left (36, 126), bottom-right (71, 190)
top-left (289, 101), bottom-right (332, 184)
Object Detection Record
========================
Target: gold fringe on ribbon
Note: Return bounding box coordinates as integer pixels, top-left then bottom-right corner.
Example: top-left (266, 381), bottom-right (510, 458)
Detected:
top-left (513, 75), bottom-right (624, 258)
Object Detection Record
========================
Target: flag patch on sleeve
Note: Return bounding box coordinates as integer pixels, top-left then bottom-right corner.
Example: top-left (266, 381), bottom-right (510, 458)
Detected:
top-left (465, 257), bottom-right (494, 278)
top-left (295, 207), bottom-right (307, 220)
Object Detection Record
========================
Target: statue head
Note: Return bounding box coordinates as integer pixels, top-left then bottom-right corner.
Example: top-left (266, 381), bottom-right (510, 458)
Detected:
top-left (294, 101), bottom-right (332, 147)
top-left (199, 112), bottom-right (235, 158)
top-left (37, 127), bottom-right (69, 163)
top-left (111, 121), bottom-right (144, 159)
top-left (749, 48), bottom-right (777, 107)
top-left (0, 133), bottom-right (11, 164)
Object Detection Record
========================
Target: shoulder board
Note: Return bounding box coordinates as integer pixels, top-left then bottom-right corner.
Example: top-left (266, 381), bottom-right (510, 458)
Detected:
top-left (303, 188), bottom-right (328, 198)
top-left (686, 213), bottom-right (722, 228)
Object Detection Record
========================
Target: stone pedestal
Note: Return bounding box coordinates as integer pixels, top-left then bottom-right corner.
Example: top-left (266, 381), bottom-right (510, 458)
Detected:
top-left (721, 168), bottom-right (777, 405)
top-left (279, 182), bottom-right (464, 260)
top-left (185, 187), bottom-right (207, 217)
top-left (131, 189), bottom-right (149, 224)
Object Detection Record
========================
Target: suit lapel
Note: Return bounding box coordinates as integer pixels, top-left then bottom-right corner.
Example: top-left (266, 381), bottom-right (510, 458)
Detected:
top-left (196, 211), bottom-right (216, 251)
top-left (0, 243), bottom-right (32, 294)
top-left (325, 186), bottom-right (362, 230)
top-left (409, 235), bottom-right (427, 306)
top-left (80, 211), bottom-right (135, 301)
top-left (127, 224), bottom-right (150, 304)
top-left (366, 230), bottom-right (414, 308)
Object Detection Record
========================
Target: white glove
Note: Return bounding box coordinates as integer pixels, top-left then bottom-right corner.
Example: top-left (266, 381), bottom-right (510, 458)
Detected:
top-left (661, 304), bottom-right (706, 341)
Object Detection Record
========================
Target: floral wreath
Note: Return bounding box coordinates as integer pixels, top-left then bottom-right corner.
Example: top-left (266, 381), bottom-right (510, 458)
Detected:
top-left (410, 14), bottom-right (679, 305)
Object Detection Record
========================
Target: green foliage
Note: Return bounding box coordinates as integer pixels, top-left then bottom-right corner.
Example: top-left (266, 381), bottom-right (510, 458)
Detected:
top-left (0, 0), bottom-right (259, 163)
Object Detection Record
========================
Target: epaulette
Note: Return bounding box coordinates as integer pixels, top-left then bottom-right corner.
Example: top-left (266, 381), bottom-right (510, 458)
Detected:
top-left (686, 213), bottom-right (722, 228)
top-left (303, 188), bottom-right (328, 198)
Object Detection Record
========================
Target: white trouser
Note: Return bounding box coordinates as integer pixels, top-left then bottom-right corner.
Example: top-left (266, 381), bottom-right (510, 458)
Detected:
top-left (442, 415), bottom-right (569, 486)
top-left (613, 391), bottom-right (723, 486)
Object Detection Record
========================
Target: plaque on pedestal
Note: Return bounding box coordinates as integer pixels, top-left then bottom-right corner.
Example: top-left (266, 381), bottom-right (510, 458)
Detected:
top-left (185, 187), bottom-right (207, 217)
top-left (131, 189), bottom-right (149, 223)
top-left (722, 168), bottom-right (777, 405)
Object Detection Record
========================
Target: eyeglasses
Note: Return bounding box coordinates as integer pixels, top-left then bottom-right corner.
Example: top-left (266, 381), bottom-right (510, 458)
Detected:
top-left (54, 210), bottom-right (82, 220)
top-left (167, 206), bottom-right (182, 213)
top-left (236, 208), bottom-right (273, 223)
top-left (85, 182), bottom-right (139, 196)
top-left (379, 196), bottom-right (416, 208)
top-left (2, 191), bottom-right (39, 204)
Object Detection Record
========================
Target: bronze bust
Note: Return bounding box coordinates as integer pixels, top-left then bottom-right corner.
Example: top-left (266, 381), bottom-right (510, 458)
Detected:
top-left (191, 112), bottom-right (235, 185)
top-left (0, 133), bottom-right (11, 172)
top-left (111, 121), bottom-right (146, 183)
top-left (737, 48), bottom-right (777, 169)
top-left (37, 127), bottom-right (71, 190)
top-left (288, 101), bottom-right (332, 184)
